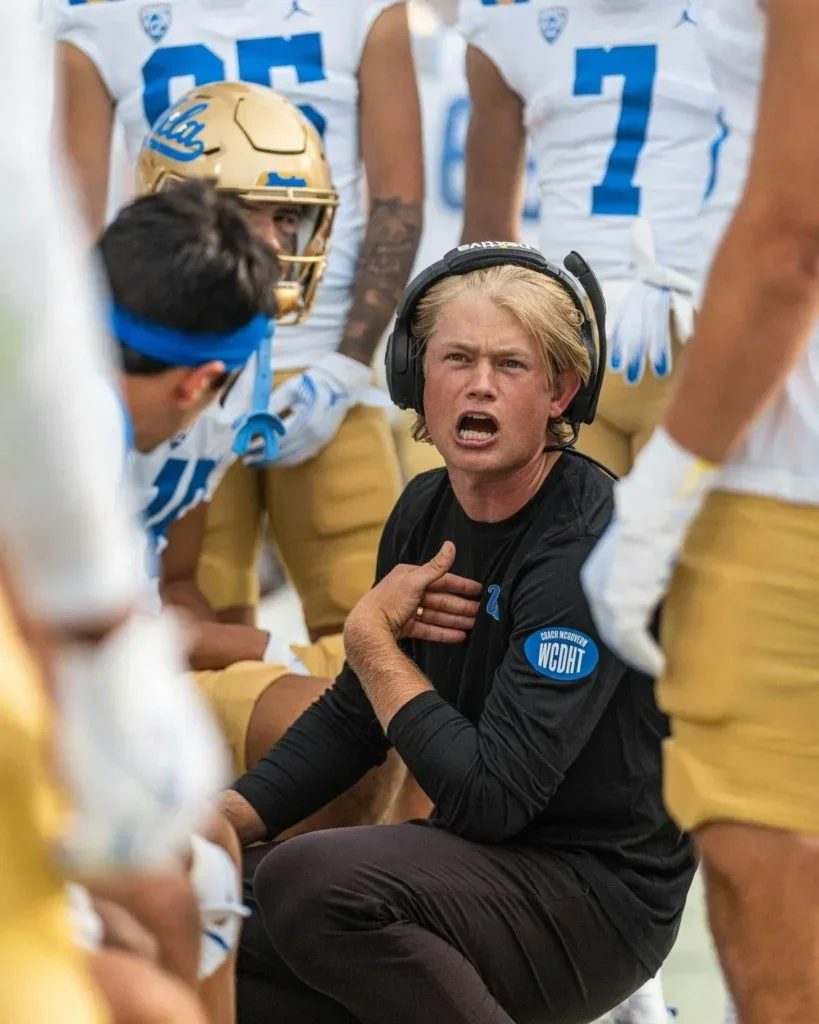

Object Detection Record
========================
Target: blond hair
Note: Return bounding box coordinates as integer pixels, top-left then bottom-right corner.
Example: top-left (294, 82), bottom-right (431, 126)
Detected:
top-left (411, 264), bottom-right (591, 447)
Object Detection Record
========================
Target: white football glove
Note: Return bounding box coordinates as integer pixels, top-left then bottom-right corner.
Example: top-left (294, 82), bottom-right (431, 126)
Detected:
top-left (190, 835), bottom-right (250, 979)
top-left (267, 352), bottom-right (390, 468)
top-left (54, 611), bottom-right (229, 874)
top-left (581, 428), bottom-right (718, 678)
top-left (607, 220), bottom-right (697, 387)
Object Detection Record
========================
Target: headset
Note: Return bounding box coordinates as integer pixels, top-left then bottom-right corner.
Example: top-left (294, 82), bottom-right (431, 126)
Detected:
top-left (385, 242), bottom-right (607, 434)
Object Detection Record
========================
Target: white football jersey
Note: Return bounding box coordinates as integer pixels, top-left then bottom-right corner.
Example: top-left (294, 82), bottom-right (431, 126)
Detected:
top-left (129, 354), bottom-right (257, 558)
top-left (46, 0), bottom-right (404, 371)
top-left (412, 24), bottom-right (539, 276)
top-left (699, 0), bottom-right (819, 504)
top-left (459, 0), bottom-right (720, 282)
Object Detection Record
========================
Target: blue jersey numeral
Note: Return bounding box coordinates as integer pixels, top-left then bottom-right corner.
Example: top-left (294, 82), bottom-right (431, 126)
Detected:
top-left (440, 96), bottom-right (539, 221)
top-left (143, 44), bottom-right (225, 131)
top-left (237, 33), bottom-right (326, 137)
top-left (142, 33), bottom-right (327, 137)
top-left (573, 44), bottom-right (657, 216)
top-left (143, 457), bottom-right (217, 546)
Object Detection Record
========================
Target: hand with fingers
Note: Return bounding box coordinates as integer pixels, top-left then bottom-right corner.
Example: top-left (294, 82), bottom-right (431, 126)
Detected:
top-left (344, 541), bottom-right (482, 652)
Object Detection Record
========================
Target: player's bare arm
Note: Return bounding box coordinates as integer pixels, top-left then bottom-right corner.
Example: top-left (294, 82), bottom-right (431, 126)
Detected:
top-left (161, 505), bottom-right (272, 670)
top-left (55, 42), bottom-right (115, 238)
top-left (664, 0), bottom-right (819, 465)
top-left (338, 3), bottom-right (423, 367)
top-left (161, 504), bottom-right (214, 622)
top-left (460, 44), bottom-right (527, 245)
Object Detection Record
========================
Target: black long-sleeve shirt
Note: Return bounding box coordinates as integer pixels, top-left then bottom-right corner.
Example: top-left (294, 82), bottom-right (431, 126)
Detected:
top-left (233, 452), bottom-right (695, 973)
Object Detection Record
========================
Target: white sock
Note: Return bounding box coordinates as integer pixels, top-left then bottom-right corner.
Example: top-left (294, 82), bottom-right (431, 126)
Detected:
top-left (611, 974), bottom-right (670, 1024)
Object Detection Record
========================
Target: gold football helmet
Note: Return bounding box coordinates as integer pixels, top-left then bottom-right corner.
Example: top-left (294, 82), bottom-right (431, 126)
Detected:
top-left (137, 81), bottom-right (339, 324)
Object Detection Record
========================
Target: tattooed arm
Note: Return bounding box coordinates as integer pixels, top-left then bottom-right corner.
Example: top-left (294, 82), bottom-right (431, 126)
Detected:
top-left (340, 3), bottom-right (424, 366)
top-left (266, 5), bottom-right (422, 469)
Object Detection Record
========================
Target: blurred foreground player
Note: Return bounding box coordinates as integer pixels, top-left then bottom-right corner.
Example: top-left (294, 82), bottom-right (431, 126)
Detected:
top-left (583, 1), bottom-right (819, 1022)
top-left (0, 5), bottom-right (227, 1023)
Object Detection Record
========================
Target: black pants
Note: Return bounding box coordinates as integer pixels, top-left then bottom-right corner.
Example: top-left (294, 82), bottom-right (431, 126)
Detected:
top-left (237, 823), bottom-right (649, 1024)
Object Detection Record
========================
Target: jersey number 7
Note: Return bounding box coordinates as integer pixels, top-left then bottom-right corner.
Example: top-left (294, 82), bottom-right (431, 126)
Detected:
top-left (142, 33), bottom-right (327, 138)
top-left (573, 44), bottom-right (657, 217)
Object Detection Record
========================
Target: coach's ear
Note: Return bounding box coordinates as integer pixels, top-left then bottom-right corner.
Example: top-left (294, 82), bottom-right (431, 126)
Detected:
top-left (549, 370), bottom-right (581, 419)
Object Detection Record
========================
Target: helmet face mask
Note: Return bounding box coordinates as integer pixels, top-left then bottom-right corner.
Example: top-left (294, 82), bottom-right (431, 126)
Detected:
top-left (137, 82), bottom-right (339, 325)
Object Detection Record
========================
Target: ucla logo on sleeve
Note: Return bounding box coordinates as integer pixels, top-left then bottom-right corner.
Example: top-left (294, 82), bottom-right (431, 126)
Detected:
top-left (486, 584), bottom-right (501, 622)
top-left (539, 8), bottom-right (568, 44)
top-left (147, 102), bottom-right (209, 162)
top-left (523, 627), bottom-right (599, 681)
top-left (140, 4), bottom-right (172, 43)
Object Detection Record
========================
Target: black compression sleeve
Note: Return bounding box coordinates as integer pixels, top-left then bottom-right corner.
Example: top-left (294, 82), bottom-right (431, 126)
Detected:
top-left (231, 664), bottom-right (389, 838)
top-left (387, 539), bottom-right (626, 843)
top-left (229, 497), bottom-right (408, 838)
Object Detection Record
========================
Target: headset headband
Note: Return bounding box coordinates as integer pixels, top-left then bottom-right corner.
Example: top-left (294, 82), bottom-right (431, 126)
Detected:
top-left (385, 242), bottom-right (607, 427)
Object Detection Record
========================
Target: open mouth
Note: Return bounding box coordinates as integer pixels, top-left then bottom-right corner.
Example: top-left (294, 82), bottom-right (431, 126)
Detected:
top-left (456, 411), bottom-right (499, 444)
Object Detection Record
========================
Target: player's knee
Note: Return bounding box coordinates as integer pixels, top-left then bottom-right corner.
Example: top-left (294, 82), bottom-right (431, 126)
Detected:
top-left (698, 820), bottom-right (818, 891)
top-left (132, 970), bottom-right (207, 1024)
top-left (137, 871), bottom-right (202, 955)
top-left (198, 810), bottom-right (241, 868)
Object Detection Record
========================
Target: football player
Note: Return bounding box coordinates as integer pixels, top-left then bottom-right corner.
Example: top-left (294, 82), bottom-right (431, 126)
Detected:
top-left (581, 1), bottom-right (819, 1022)
top-left (0, 6), bottom-right (230, 1024)
top-left (129, 81), bottom-right (339, 671)
top-left (47, 0), bottom-right (424, 639)
top-left (458, 0), bottom-right (721, 479)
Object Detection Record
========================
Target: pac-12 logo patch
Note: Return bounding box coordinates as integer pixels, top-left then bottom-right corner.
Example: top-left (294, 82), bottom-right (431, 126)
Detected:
top-left (140, 4), bottom-right (172, 43)
top-left (523, 627), bottom-right (598, 681)
top-left (539, 7), bottom-right (568, 44)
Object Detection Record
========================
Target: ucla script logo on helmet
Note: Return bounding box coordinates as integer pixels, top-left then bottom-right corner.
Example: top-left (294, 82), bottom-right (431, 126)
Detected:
top-left (147, 103), bottom-right (209, 163)
top-left (523, 628), bottom-right (599, 681)
top-left (140, 4), bottom-right (172, 44)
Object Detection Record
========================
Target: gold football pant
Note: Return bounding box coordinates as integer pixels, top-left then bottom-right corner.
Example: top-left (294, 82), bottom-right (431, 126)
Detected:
top-left (659, 492), bottom-right (819, 835)
top-left (0, 587), bottom-right (107, 1024)
top-left (193, 634), bottom-right (345, 777)
top-left (573, 334), bottom-right (685, 477)
top-left (197, 374), bottom-right (402, 634)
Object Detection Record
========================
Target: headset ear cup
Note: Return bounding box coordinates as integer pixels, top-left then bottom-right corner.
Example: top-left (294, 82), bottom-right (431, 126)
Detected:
top-left (564, 321), bottom-right (599, 425)
top-left (412, 339), bottom-right (425, 416)
top-left (385, 326), bottom-right (415, 410)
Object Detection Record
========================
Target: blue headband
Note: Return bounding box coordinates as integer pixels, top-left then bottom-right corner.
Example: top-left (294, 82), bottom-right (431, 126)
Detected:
top-left (112, 304), bottom-right (270, 371)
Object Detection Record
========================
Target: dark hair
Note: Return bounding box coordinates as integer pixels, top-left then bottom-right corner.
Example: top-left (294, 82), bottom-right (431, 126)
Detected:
top-left (98, 179), bottom-right (281, 376)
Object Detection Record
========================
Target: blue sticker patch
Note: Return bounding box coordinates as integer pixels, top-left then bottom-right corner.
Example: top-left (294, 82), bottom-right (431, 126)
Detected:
top-left (486, 584), bottom-right (501, 621)
top-left (523, 627), bottom-right (599, 681)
